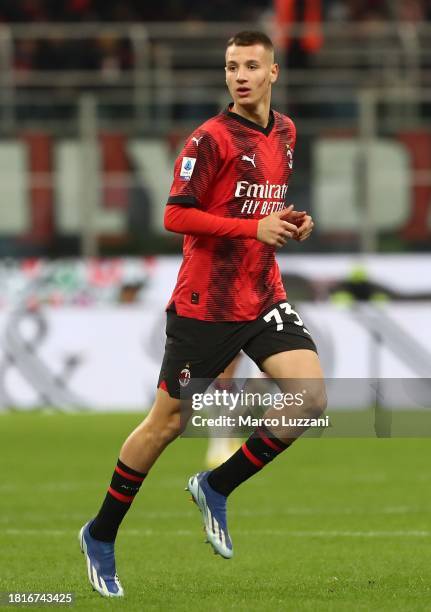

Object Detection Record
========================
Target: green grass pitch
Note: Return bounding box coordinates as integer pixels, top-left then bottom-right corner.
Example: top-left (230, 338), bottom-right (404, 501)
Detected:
top-left (1, 413), bottom-right (430, 611)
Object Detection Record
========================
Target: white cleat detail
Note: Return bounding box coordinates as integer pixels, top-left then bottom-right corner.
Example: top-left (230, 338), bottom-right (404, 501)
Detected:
top-left (220, 528), bottom-right (226, 548)
top-left (186, 474), bottom-right (233, 559)
top-left (99, 577), bottom-right (110, 597)
top-left (91, 565), bottom-right (99, 590)
top-left (86, 555), bottom-right (92, 585)
top-left (78, 523), bottom-right (124, 598)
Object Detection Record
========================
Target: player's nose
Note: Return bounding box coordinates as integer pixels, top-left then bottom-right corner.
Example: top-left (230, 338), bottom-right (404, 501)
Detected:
top-left (235, 68), bottom-right (248, 82)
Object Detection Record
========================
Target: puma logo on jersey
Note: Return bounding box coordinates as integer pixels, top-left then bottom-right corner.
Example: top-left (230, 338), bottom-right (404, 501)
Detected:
top-left (241, 153), bottom-right (256, 168)
top-left (192, 136), bottom-right (203, 146)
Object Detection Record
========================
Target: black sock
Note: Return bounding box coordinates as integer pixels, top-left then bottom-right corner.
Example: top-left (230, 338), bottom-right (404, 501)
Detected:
top-left (89, 459), bottom-right (147, 542)
top-left (207, 426), bottom-right (292, 497)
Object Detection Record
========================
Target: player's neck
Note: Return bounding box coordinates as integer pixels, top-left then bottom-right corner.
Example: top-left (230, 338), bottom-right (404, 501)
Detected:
top-left (230, 100), bottom-right (271, 129)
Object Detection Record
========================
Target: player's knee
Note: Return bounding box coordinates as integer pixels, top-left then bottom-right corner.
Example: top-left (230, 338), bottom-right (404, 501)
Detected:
top-left (302, 386), bottom-right (327, 419)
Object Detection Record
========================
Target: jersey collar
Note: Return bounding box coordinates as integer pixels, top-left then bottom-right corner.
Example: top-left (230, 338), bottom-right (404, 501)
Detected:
top-left (223, 104), bottom-right (275, 136)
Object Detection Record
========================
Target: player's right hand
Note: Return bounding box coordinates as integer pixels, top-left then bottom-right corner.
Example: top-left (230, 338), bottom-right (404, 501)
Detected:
top-left (256, 205), bottom-right (299, 247)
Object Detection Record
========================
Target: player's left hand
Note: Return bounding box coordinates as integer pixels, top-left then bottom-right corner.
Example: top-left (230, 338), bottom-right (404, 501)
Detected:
top-left (294, 214), bottom-right (314, 241)
top-left (280, 208), bottom-right (314, 242)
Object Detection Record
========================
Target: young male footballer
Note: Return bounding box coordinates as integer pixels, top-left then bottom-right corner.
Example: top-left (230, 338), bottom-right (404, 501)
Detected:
top-left (79, 31), bottom-right (326, 597)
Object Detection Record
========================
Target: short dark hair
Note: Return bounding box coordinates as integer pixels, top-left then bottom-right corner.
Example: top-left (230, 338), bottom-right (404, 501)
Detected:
top-left (226, 31), bottom-right (274, 53)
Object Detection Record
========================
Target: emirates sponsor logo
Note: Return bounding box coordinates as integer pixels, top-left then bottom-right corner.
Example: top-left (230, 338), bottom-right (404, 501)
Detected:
top-left (235, 180), bottom-right (288, 200)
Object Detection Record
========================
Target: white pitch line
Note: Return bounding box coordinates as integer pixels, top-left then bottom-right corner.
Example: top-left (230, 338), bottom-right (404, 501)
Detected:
top-left (2, 528), bottom-right (429, 538)
top-left (0, 506), bottom-right (425, 524)
top-left (241, 529), bottom-right (431, 538)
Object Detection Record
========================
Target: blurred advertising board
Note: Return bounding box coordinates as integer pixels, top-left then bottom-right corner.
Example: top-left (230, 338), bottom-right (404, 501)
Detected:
top-left (0, 256), bottom-right (430, 411)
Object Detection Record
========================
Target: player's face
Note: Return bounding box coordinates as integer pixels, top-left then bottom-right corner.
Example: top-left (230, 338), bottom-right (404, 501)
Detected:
top-left (225, 44), bottom-right (279, 110)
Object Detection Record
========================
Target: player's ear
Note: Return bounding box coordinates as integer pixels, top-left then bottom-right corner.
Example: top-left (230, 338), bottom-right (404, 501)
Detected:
top-left (270, 63), bottom-right (279, 84)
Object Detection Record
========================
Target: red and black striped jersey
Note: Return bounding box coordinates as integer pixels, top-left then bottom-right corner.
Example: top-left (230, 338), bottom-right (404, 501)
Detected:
top-left (166, 105), bottom-right (296, 322)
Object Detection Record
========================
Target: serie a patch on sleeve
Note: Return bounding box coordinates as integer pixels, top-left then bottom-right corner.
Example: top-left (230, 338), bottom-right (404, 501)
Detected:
top-left (180, 157), bottom-right (197, 181)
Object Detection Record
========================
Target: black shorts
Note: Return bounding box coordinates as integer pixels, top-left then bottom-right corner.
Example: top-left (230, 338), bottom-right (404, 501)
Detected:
top-left (158, 300), bottom-right (317, 399)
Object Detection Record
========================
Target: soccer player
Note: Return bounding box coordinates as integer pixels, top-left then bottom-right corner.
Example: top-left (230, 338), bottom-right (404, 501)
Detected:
top-left (79, 30), bottom-right (326, 597)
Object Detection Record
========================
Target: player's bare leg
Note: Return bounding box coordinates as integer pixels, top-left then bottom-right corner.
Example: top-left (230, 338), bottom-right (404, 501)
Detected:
top-left (120, 388), bottom-right (184, 473)
top-left (259, 349), bottom-right (327, 442)
top-left (208, 348), bottom-right (325, 477)
top-left (207, 349), bottom-right (326, 493)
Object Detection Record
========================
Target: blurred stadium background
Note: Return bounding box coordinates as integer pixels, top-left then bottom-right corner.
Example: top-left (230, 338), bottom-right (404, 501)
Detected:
top-left (1, 2), bottom-right (431, 609)
top-left (0, 0), bottom-right (430, 410)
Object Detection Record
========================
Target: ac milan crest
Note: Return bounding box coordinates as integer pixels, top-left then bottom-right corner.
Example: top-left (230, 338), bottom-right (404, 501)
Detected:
top-left (179, 364), bottom-right (191, 387)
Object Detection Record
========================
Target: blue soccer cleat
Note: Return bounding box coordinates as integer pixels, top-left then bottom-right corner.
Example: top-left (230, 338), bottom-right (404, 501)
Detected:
top-left (186, 471), bottom-right (233, 559)
top-left (78, 520), bottom-right (124, 598)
